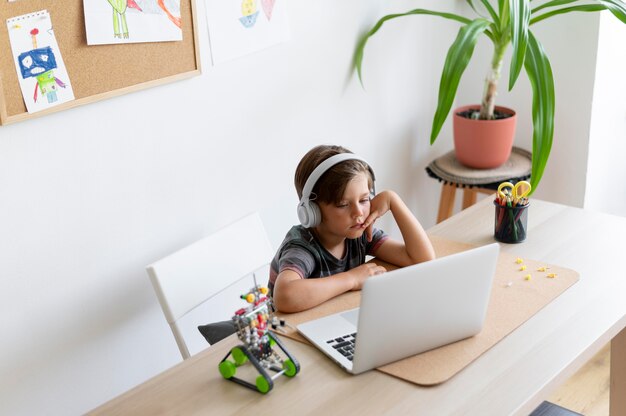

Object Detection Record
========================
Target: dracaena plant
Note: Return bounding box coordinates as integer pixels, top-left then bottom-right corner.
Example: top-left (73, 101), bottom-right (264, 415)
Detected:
top-left (355, 0), bottom-right (626, 192)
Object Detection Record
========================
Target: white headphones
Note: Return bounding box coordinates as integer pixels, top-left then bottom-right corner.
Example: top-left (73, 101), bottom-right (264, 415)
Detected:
top-left (297, 153), bottom-right (376, 228)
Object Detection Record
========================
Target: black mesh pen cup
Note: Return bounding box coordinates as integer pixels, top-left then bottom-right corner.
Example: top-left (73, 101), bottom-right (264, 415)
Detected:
top-left (494, 200), bottom-right (529, 243)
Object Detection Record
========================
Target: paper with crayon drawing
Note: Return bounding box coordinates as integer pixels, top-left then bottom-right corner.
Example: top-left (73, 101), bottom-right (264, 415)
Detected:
top-left (6, 10), bottom-right (74, 113)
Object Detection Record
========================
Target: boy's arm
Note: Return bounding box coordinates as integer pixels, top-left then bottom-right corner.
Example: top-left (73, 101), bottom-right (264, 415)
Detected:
top-left (273, 263), bottom-right (386, 313)
top-left (365, 190), bottom-right (435, 267)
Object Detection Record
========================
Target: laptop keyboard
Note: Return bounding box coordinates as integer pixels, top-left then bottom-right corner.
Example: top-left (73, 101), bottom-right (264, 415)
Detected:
top-left (326, 333), bottom-right (357, 361)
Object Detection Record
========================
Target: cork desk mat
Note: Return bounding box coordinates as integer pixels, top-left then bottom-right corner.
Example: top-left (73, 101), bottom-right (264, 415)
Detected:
top-left (274, 235), bottom-right (580, 386)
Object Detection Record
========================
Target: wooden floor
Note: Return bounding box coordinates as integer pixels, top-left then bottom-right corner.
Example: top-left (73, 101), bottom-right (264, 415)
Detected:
top-left (547, 342), bottom-right (610, 415)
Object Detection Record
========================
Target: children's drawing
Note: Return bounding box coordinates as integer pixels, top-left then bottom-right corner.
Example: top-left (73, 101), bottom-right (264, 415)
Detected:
top-left (240, 0), bottom-right (259, 28)
top-left (238, 0), bottom-right (276, 28)
top-left (83, 0), bottom-right (182, 45)
top-left (260, 0), bottom-right (275, 21)
top-left (106, 0), bottom-right (140, 39)
top-left (206, 0), bottom-right (290, 64)
top-left (155, 0), bottom-right (182, 27)
top-left (19, 30), bottom-right (67, 104)
top-left (7, 10), bottom-right (75, 113)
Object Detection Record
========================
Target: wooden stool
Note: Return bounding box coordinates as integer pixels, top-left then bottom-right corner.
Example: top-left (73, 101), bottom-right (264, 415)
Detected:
top-left (426, 147), bottom-right (532, 223)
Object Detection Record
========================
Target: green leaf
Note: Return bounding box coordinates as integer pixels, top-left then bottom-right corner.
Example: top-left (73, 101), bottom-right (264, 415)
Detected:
top-left (354, 10), bottom-right (472, 86)
top-left (478, 0), bottom-right (501, 22)
top-left (596, 0), bottom-right (626, 24)
top-left (466, 0), bottom-right (484, 17)
top-left (532, 0), bottom-right (580, 14)
top-left (468, 0), bottom-right (502, 29)
top-left (500, 0), bottom-right (511, 29)
top-left (509, 0), bottom-right (531, 90)
top-left (498, 0), bottom-right (506, 14)
top-left (524, 31), bottom-right (555, 193)
top-left (430, 19), bottom-right (492, 144)
top-left (489, 21), bottom-right (502, 38)
top-left (530, 4), bottom-right (607, 24)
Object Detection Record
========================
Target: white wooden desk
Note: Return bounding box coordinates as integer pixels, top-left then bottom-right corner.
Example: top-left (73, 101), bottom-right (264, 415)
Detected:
top-left (90, 199), bottom-right (626, 415)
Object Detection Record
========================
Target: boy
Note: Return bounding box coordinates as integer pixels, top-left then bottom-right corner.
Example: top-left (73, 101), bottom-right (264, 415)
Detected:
top-left (269, 145), bottom-right (435, 313)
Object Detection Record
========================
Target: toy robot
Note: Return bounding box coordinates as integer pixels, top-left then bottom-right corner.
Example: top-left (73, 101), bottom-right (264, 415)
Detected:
top-left (218, 281), bottom-right (299, 394)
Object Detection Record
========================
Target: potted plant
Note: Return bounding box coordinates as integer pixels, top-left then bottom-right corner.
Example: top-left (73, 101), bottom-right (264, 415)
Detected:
top-left (355, 0), bottom-right (626, 191)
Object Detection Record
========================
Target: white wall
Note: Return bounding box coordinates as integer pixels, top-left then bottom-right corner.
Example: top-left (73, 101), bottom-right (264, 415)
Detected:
top-left (585, 12), bottom-right (626, 216)
top-left (0, 1), bottom-right (450, 414)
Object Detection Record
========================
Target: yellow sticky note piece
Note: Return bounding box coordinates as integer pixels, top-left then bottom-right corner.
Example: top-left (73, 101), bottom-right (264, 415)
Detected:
top-left (515, 257), bottom-right (524, 264)
top-left (547, 273), bottom-right (557, 278)
top-left (524, 274), bottom-right (532, 281)
top-left (519, 265), bottom-right (527, 271)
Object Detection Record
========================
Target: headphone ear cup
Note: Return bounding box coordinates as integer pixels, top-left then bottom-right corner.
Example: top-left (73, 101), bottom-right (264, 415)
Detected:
top-left (307, 202), bottom-right (321, 228)
top-left (297, 200), bottom-right (321, 228)
top-left (297, 202), bottom-right (310, 227)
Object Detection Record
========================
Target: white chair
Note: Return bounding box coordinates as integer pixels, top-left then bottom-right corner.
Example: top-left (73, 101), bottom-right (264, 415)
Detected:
top-left (146, 212), bottom-right (274, 360)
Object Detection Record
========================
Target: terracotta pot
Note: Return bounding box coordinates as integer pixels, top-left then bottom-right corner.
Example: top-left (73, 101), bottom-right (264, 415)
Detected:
top-left (453, 105), bottom-right (516, 169)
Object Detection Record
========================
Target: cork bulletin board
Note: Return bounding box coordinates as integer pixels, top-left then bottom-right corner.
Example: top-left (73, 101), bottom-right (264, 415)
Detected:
top-left (0, 0), bottom-right (201, 126)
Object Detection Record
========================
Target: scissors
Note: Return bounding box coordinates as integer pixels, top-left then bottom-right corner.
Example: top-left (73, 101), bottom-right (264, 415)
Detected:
top-left (497, 180), bottom-right (531, 206)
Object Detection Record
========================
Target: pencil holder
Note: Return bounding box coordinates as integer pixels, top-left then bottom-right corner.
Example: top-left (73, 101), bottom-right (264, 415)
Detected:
top-left (494, 200), bottom-right (529, 243)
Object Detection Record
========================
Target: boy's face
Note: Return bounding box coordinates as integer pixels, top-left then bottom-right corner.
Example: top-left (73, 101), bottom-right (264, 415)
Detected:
top-left (316, 172), bottom-right (371, 240)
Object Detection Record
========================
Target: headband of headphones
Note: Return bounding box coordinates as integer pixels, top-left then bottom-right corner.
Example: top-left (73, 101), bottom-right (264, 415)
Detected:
top-left (299, 153), bottom-right (376, 204)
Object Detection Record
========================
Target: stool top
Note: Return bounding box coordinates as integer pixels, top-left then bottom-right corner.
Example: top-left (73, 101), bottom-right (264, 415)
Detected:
top-left (426, 147), bottom-right (531, 189)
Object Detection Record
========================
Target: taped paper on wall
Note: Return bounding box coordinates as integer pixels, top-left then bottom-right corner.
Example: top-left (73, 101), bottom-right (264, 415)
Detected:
top-left (205, 0), bottom-right (290, 64)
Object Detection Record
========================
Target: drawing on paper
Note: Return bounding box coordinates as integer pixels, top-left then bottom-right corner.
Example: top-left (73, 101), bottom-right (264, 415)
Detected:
top-left (104, 0), bottom-right (181, 38)
top-left (260, 0), bottom-right (275, 21)
top-left (83, 0), bottom-right (183, 45)
top-left (106, 0), bottom-right (139, 39)
top-left (205, 0), bottom-right (290, 64)
top-left (239, 0), bottom-right (259, 28)
top-left (155, 0), bottom-right (182, 27)
top-left (239, 0), bottom-right (275, 27)
top-left (18, 29), bottom-right (67, 103)
top-left (7, 10), bottom-right (75, 113)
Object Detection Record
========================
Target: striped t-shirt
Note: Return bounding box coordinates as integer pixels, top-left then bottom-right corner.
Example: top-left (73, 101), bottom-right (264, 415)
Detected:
top-left (268, 225), bottom-right (388, 294)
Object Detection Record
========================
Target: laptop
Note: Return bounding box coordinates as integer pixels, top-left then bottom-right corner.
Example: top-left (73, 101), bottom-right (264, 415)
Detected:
top-left (296, 243), bottom-right (500, 374)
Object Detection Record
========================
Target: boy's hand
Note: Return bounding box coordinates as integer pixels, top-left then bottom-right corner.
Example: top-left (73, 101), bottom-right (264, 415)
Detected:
top-left (346, 263), bottom-right (387, 290)
top-left (363, 190), bottom-right (395, 241)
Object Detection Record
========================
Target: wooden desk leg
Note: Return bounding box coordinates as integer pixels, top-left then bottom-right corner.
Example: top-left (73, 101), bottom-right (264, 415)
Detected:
top-left (437, 184), bottom-right (456, 223)
top-left (462, 189), bottom-right (477, 209)
top-left (611, 327), bottom-right (626, 416)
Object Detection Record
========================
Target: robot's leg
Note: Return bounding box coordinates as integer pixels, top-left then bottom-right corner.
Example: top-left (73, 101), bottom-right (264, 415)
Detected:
top-left (268, 331), bottom-right (301, 376)
top-left (243, 346), bottom-right (275, 394)
top-left (218, 345), bottom-right (274, 394)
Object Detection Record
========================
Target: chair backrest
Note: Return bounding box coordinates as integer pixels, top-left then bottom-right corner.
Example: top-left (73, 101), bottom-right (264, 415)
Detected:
top-left (146, 212), bottom-right (273, 359)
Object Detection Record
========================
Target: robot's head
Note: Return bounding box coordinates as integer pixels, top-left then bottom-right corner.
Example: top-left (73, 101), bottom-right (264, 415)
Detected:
top-left (18, 46), bottom-right (57, 79)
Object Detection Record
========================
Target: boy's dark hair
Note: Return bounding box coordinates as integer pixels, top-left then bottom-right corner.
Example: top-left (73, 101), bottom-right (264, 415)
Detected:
top-left (295, 145), bottom-right (373, 205)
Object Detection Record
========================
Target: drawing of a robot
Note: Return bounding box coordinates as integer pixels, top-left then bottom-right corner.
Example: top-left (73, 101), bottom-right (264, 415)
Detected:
top-left (17, 29), bottom-right (66, 104)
